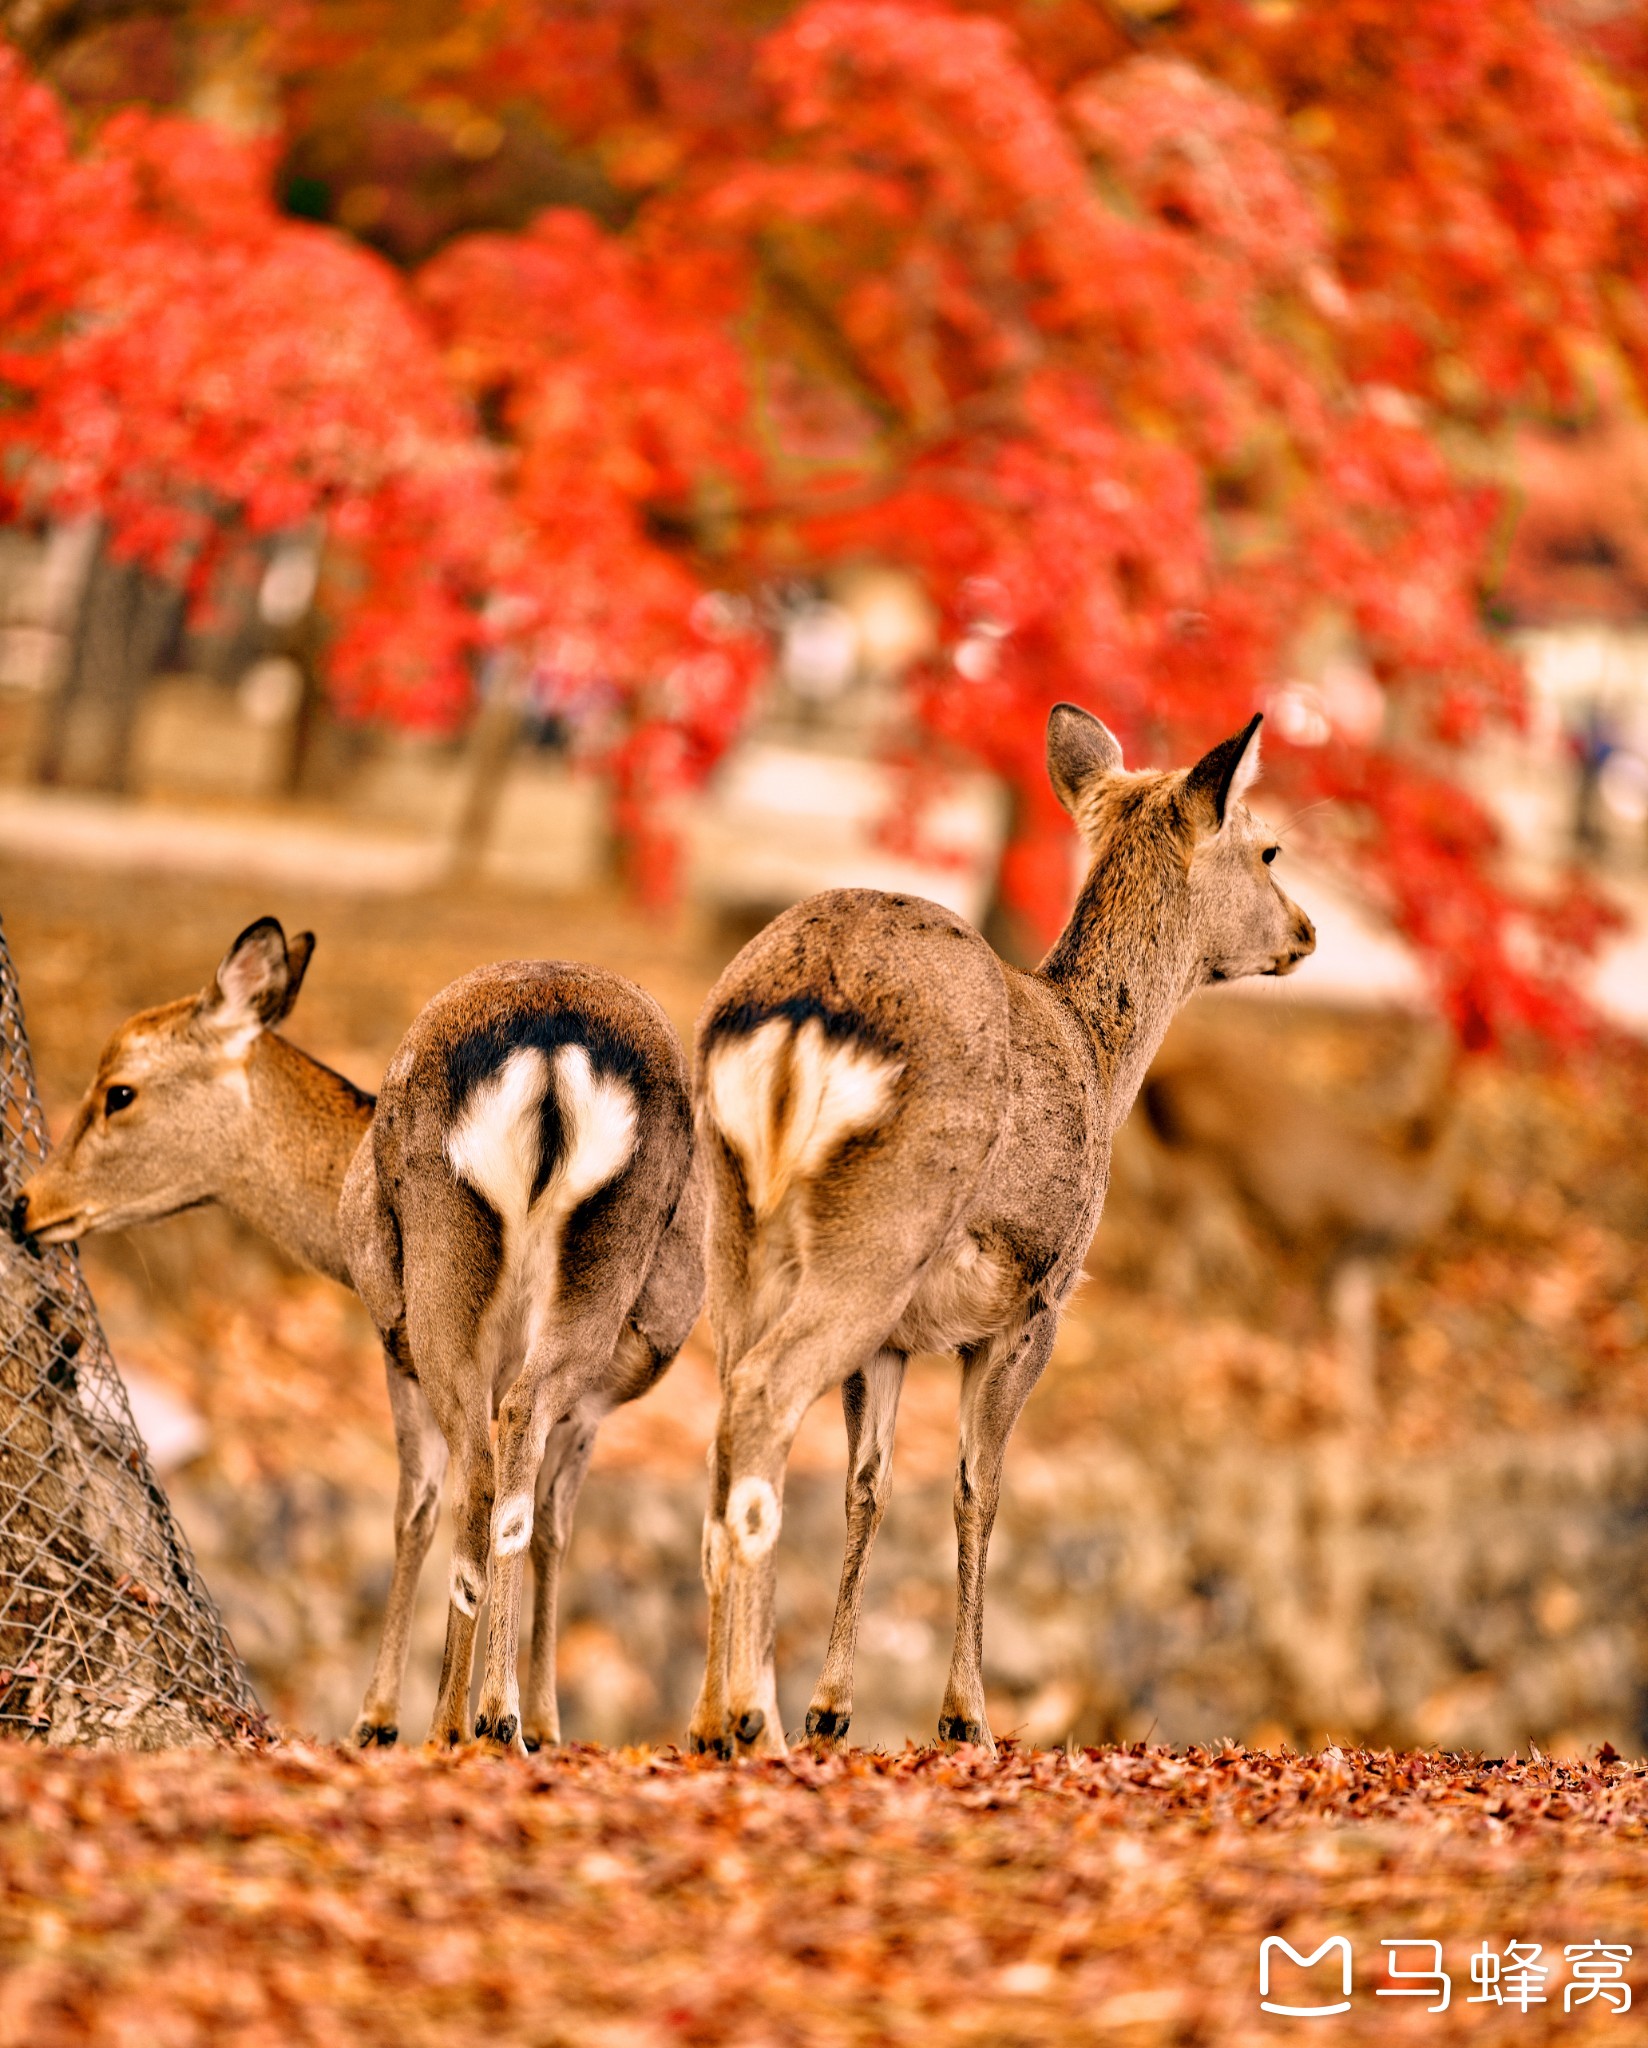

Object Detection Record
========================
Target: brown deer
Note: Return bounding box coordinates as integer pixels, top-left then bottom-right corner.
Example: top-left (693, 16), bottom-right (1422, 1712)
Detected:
top-left (687, 706), bottom-right (1315, 1758)
top-left (13, 919), bottom-right (703, 1753)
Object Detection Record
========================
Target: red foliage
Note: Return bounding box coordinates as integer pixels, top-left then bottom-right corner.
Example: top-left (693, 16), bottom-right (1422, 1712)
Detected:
top-left (10, 4), bottom-right (1648, 1038)
top-left (0, 45), bottom-right (500, 727)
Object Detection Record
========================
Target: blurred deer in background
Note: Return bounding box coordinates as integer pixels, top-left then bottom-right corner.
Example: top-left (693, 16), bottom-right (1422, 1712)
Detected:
top-left (1136, 1017), bottom-right (1462, 1418)
top-left (688, 706), bottom-right (1316, 1758)
top-left (14, 919), bottom-right (703, 1753)
top-left (1128, 1015), bottom-right (1461, 1736)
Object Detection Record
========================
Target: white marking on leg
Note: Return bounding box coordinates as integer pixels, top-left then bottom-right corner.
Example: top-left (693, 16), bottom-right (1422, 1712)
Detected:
top-left (727, 1476), bottom-right (779, 1563)
top-left (493, 1491), bottom-right (534, 1558)
top-left (449, 1558), bottom-right (483, 1616)
top-left (705, 1020), bottom-right (901, 1217)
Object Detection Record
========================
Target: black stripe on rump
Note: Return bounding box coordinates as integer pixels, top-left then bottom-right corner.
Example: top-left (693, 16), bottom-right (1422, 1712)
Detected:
top-left (700, 992), bottom-right (897, 1060)
top-left (444, 1009), bottom-right (652, 1206)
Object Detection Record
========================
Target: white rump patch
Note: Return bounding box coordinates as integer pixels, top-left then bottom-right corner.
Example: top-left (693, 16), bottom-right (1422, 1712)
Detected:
top-left (705, 1017), bottom-right (900, 1218)
top-left (446, 1045), bottom-right (550, 1228)
top-left (726, 1476), bottom-right (779, 1563)
top-left (552, 1043), bottom-right (639, 1209)
top-left (445, 1037), bottom-right (639, 1347)
top-left (493, 1492), bottom-right (534, 1558)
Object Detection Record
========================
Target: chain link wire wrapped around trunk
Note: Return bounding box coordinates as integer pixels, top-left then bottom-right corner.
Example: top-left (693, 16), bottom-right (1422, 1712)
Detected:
top-left (0, 912), bottom-right (262, 1746)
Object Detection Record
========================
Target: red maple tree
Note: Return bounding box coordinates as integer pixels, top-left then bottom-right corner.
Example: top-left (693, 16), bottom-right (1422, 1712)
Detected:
top-left (7, 1), bottom-right (1646, 1042)
top-left (0, 43), bottom-right (499, 728)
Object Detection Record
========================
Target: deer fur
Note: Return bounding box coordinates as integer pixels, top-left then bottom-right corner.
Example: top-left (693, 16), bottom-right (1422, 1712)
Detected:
top-left (687, 707), bottom-right (1316, 1758)
top-left (14, 919), bottom-right (703, 1754)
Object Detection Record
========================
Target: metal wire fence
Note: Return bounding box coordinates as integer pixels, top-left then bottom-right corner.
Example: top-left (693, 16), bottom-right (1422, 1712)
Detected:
top-left (0, 912), bottom-right (262, 1746)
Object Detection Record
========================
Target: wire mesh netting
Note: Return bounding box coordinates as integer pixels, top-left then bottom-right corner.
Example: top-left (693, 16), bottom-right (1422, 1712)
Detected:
top-left (0, 912), bottom-right (262, 1746)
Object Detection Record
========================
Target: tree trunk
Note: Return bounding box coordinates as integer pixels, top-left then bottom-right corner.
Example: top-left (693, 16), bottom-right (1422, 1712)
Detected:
top-left (33, 527), bottom-right (186, 792)
top-left (0, 916), bottom-right (262, 1747)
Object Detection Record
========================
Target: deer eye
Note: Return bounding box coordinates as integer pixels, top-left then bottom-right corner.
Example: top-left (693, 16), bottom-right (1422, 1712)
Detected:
top-left (104, 1084), bottom-right (136, 1116)
top-left (1262, 845), bottom-right (1279, 865)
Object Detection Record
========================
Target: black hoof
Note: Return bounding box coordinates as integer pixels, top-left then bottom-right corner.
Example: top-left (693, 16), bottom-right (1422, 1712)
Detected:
top-left (939, 1715), bottom-right (987, 1745)
top-left (735, 1708), bottom-right (766, 1746)
top-left (474, 1713), bottom-right (492, 1741)
top-left (355, 1722), bottom-right (397, 1749)
top-left (443, 1728), bottom-right (463, 1748)
top-left (494, 1715), bottom-right (517, 1748)
top-left (522, 1734), bottom-right (542, 1754)
top-left (690, 1731), bottom-right (733, 1760)
top-left (805, 1706), bottom-right (849, 1740)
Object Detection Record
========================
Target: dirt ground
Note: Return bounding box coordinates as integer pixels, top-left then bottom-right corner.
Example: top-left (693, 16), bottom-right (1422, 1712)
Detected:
top-left (6, 851), bottom-right (1648, 1757)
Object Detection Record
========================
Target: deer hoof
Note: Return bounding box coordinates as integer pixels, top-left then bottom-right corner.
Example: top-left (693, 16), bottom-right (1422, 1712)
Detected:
top-left (734, 1708), bottom-right (766, 1747)
top-left (474, 1711), bottom-right (519, 1749)
top-left (938, 1714), bottom-right (989, 1747)
top-left (805, 1706), bottom-right (849, 1741)
top-left (354, 1721), bottom-right (398, 1749)
top-left (522, 1733), bottom-right (543, 1754)
top-left (689, 1730), bottom-right (733, 1760)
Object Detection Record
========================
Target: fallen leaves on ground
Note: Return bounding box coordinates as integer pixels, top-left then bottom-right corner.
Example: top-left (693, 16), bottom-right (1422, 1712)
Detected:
top-left (1, 1740), bottom-right (1645, 2045)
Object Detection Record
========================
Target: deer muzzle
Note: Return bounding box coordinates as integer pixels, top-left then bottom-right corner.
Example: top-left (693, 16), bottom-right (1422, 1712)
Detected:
top-left (1270, 908), bottom-right (1317, 976)
top-left (10, 1181), bottom-right (89, 1248)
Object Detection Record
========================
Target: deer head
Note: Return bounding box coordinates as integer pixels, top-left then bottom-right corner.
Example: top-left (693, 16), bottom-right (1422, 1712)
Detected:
top-left (1046, 704), bottom-right (1316, 988)
top-left (11, 917), bottom-right (315, 1247)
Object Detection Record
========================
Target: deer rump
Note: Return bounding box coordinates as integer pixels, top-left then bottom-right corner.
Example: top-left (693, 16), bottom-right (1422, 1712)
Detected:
top-left (697, 896), bottom-right (1040, 1357)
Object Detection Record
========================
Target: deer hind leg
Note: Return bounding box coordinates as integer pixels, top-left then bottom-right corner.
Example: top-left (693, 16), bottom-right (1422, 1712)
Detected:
top-left (519, 1413), bottom-right (597, 1752)
top-left (352, 1350), bottom-right (446, 1748)
top-left (476, 1306), bottom-right (627, 1753)
top-left (398, 1222), bottom-right (506, 1749)
top-left (938, 1311), bottom-right (1057, 1756)
top-left (689, 1295), bottom-right (897, 1761)
top-left (806, 1347), bottom-right (906, 1747)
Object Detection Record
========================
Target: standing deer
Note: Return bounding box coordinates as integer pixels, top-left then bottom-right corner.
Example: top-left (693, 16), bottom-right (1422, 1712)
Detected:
top-left (687, 706), bottom-right (1315, 1758)
top-left (14, 919), bottom-right (702, 1753)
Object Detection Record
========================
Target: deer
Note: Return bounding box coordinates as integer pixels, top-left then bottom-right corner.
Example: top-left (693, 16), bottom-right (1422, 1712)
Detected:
top-left (12, 917), bottom-right (703, 1754)
top-left (686, 705), bottom-right (1316, 1758)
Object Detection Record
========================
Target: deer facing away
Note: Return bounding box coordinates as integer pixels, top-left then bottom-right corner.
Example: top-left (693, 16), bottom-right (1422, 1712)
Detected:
top-left (14, 919), bottom-right (703, 1753)
top-left (688, 706), bottom-right (1315, 1758)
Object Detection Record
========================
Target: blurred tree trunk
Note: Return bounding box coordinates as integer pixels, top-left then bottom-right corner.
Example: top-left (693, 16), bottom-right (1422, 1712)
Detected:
top-left (33, 525), bottom-right (185, 792)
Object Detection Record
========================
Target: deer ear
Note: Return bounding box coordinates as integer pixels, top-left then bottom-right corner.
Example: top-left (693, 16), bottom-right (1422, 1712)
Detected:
top-left (1047, 703), bottom-right (1124, 819)
top-left (204, 918), bottom-right (313, 1037)
top-left (1183, 713), bottom-right (1262, 832)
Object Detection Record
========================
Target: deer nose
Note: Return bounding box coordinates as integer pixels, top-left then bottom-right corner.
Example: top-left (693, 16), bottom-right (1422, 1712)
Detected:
top-left (1291, 910), bottom-right (1317, 959)
top-left (9, 1193), bottom-right (34, 1244)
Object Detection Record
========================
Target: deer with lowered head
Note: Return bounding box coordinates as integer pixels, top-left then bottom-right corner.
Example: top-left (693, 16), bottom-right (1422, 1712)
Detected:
top-left (14, 919), bottom-right (703, 1753)
top-left (687, 706), bottom-right (1315, 1758)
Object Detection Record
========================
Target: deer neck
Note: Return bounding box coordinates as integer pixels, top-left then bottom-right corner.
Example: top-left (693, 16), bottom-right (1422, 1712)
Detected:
top-left (1036, 850), bottom-right (1198, 1129)
top-left (216, 1033), bottom-right (375, 1286)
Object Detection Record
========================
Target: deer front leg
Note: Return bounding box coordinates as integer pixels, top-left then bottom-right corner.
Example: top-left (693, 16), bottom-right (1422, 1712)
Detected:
top-left (426, 1410), bottom-right (494, 1749)
top-left (352, 1351), bottom-right (447, 1748)
top-left (688, 1443), bottom-right (736, 1759)
top-left (938, 1313), bottom-right (1057, 1755)
top-left (520, 1416), bottom-right (597, 1752)
top-left (806, 1348), bottom-right (905, 1746)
